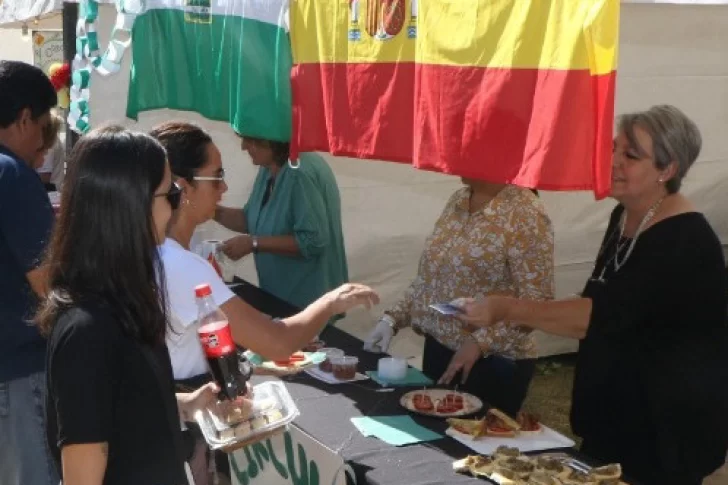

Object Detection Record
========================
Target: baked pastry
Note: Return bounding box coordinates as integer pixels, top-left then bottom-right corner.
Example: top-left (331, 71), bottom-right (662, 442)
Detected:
top-left (533, 457), bottom-right (568, 478)
top-left (249, 415), bottom-right (268, 430)
top-left (493, 445), bottom-right (522, 461)
top-left (490, 467), bottom-right (520, 484)
top-left (486, 408), bottom-right (522, 437)
top-left (452, 455), bottom-right (478, 473)
top-left (589, 464), bottom-right (621, 481)
top-left (263, 409), bottom-right (284, 424)
top-left (469, 455), bottom-right (496, 477)
top-left (516, 411), bottom-right (543, 435)
top-left (498, 457), bottom-right (535, 480)
top-left (561, 469), bottom-right (597, 484)
top-left (233, 420), bottom-right (253, 439)
top-left (527, 471), bottom-right (564, 485)
top-left (446, 417), bottom-right (487, 438)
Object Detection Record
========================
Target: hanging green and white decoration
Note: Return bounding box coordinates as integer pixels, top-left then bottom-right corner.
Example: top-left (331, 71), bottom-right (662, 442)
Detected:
top-left (68, 0), bottom-right (142, 134)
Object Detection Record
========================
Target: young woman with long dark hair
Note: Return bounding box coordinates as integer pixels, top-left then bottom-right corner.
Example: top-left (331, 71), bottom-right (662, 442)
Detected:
top-left (38, 126), bottom-right (227, 485)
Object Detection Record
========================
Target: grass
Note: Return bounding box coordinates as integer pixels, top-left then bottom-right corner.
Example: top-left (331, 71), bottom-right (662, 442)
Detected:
top-left (521, 354), bottom-right (579, 445)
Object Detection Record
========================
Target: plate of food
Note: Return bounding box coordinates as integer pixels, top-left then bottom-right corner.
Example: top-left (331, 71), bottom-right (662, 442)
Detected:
top-left (244, 350), bottom-right (326, 376)
top-left (445, 408), bottom-right (574, 454)
top-left (453, 446), bottom-right (626, 484)
top-left (400, 389), bottom-right (483, 417)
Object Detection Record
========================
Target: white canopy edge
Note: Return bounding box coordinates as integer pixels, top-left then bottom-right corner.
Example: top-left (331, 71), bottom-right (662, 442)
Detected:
top-left (2, 0), bottom-right (726, 28)
top-left (0, 0), bottom-right (114, 28)
top-left (0, 0), bottom-right (61, 27)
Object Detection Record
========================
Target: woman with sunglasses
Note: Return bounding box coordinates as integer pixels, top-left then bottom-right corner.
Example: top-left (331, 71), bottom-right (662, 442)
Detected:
top-left (37, 126), bottom-right (242, 485)
top-left (149, 122), bottom-right (378, 484)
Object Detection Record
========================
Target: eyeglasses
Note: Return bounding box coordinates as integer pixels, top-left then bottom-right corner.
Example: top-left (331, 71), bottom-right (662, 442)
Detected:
top-left (155, 182), bottom-right (182, 210)
top-left (193, 168), bottom-right (226, 184)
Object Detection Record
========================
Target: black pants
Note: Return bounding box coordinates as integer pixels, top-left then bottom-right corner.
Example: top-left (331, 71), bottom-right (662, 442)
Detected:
top-left (422, 335), bottom-right (535, 417)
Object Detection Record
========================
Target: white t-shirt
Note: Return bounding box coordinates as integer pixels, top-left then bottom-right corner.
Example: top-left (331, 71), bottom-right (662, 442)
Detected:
top-left (160, 238), bottom-right (236, 379)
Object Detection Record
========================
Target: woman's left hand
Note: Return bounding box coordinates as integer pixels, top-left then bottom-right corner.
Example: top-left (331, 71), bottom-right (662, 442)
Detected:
top-left (177, 382), bottom-right (221, 422)
top-left (222, 235), bottom-right (254, 261)
top-left (438, 337), bottom-right (482, 386)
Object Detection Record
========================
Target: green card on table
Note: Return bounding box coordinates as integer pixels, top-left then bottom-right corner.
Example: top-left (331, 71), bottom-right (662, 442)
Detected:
top-left (365, 367), bottom-right (434, 387)
top-left (350, 415), bottom-right (443, 446)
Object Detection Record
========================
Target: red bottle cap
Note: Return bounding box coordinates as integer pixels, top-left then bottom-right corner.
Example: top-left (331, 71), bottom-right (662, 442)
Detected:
top-left (195, 283), bottom-right (212, 298)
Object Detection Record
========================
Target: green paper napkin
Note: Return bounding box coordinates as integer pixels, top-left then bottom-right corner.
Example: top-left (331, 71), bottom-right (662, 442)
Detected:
top-left (244, 350), bottom-right (326, 367)
top-left (365, 368), bottom-right (434, 387)
top-left (350, 415), bottom-right (442, 446)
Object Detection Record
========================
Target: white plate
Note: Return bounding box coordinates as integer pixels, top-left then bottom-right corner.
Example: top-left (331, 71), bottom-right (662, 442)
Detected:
top-left (400, 389), bottom-right (483, 418)
top-left (305, 366), bottom-right (369, 384)
top-left (446, 425), bottom-right (575, 454)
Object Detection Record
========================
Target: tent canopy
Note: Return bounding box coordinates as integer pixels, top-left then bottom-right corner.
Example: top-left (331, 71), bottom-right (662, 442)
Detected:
top-left (0, 0), bottom-right (61, 27)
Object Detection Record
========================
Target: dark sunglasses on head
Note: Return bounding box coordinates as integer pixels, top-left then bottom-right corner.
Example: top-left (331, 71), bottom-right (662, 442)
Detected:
top-left (155, 182), bottom-right (182, 210)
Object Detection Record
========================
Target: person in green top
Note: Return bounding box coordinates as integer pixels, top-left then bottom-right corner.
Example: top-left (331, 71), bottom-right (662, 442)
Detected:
top-left (217, 136), bottom-right (349, 319)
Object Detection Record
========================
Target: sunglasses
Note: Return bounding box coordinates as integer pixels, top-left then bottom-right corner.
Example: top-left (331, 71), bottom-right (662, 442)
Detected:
top-left (155, 182), bottom-right (182, 210)
top-left (192, 168), bottom-right (226, 185)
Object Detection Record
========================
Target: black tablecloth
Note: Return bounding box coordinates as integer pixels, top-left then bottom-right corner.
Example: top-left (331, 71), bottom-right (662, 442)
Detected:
top-left (231, 278), bottom-right (636, 485)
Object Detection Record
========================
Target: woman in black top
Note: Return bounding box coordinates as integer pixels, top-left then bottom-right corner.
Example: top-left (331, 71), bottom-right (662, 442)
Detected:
top-left (454, 105), bottom-right (728, 485)
top-left (37, 126), bottom-right (229, 485)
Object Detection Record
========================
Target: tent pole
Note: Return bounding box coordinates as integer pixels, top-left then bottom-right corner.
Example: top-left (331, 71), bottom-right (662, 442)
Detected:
top-left (62, 1), bottom-right (79, 151)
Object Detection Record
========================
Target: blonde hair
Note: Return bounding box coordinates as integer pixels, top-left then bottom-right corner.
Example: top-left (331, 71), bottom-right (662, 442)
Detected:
top-left (42, 112), bottom-right (63, 151)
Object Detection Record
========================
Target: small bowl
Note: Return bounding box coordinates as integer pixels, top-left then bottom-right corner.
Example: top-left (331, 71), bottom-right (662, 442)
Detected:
top-left (331, 356), bottom-right (359, 380)
top-left (377, 357), bottom-right (407, 381)
top-left (318, 348), bottom-right (344, 373)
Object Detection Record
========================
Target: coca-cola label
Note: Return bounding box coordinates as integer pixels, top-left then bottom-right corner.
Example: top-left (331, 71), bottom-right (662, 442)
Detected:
top-left (198, 320), bottom-right (235, 358)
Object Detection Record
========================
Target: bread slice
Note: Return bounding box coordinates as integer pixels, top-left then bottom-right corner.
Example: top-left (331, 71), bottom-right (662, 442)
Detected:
top-left (446, 417), bottom-right (487, 438)
top-left (589, 464), bottom-right (622, 480)
top-left (486, 408), bottom-right (521, 436)
top-left (527, 471), bottom-right (564, 485)
top-left (516, 411), bottom-right (543, 435)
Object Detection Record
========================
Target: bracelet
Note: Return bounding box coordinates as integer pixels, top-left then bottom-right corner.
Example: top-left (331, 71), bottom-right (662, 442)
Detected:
top-left (381, 314), bottom-right (399, 335)
top-left (252, 236), bottom-right (259, 254)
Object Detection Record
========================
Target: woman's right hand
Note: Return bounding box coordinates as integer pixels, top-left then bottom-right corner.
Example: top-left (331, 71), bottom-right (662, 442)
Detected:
top-left (325, 283), bottom-right (380, 315)
top-left (452, 297), bottom-right (505, 327)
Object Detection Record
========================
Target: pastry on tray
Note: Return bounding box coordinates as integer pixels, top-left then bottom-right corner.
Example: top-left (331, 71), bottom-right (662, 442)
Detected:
top-left (447, 407), bottom-right (546, 440)
top-left (452, 446), bottom-right (624, 484)
top-left (446, 417), bottom-right (488, 438)
top-left (485, 408), bottom-right (522, 437)
top-left (452, 455), bottom-right (496, 477)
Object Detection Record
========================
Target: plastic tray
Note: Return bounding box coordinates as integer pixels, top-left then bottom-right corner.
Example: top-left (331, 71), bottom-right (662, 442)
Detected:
top-left (195, 381), bottom-right (300, 452)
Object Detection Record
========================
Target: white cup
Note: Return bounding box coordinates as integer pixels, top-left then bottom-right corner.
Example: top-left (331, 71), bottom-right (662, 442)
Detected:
top-left (377, 357), bottom-right (407, 381)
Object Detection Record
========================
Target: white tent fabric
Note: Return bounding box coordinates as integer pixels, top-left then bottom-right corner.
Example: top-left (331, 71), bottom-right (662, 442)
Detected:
top-left (0, 0), bottom-right (60, 27)
top-left (2, 1), bottom-right (727, 359)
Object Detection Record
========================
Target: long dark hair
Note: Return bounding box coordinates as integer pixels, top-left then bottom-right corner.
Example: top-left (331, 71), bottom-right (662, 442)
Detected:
top-left (37, 125), bottom-right (169, 344)
top-left (150, 121), bottom-right (212, 181)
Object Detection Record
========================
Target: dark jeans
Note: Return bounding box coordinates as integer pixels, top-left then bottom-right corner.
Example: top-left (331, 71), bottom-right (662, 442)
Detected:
top-left (422, 335), bottom-right (535, 417)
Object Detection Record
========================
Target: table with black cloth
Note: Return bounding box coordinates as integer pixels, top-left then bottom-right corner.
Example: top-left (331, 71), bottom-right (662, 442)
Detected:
top-left (231, 278), bottom-right (639, 485)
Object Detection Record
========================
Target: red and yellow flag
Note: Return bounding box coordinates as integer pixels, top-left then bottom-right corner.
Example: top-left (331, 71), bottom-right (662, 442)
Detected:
top-left (290, 0), bottom-right (619, 197)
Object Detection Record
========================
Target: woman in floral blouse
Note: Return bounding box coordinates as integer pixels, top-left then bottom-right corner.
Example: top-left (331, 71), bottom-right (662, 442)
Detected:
top-left (365, 180), bottom-right (554, 415)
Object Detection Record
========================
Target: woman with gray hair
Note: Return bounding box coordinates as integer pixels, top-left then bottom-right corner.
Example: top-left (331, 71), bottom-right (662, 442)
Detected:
top-left (453, 105), bottom-right (728, 485)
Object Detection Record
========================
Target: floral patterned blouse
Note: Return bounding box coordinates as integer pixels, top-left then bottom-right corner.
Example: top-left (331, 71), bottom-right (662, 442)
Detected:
top-left (385, 185), bottom-right (555, 359)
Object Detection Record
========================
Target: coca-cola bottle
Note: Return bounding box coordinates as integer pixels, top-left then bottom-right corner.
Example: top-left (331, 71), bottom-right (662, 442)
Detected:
top-left (195, 283), bottom-right (251, 400)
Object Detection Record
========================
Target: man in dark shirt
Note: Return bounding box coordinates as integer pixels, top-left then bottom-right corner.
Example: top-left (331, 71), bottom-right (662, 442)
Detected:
top-left (0, 60), bottom-right (59, 485)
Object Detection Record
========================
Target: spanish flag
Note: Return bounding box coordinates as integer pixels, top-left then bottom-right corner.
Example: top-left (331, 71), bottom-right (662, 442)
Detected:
top-left (290, 0), bottom-right (619, 198)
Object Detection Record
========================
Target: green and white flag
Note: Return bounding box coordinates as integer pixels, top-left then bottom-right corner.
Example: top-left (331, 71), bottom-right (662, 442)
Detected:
top-left (127, 0), bottom-right (292, 142)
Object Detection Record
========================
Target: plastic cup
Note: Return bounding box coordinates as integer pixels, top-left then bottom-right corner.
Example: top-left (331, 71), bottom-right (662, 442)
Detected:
top-left (331, 356), bottom-right (358, 380)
